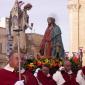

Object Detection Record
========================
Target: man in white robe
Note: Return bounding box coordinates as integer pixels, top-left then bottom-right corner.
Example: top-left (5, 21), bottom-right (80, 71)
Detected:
top-left (53, 70), bottom-right (65, 85)
top-left (76, 66), bottom-right (85, 85)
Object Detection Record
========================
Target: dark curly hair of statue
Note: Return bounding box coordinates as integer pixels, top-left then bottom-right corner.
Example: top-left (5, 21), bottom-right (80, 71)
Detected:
top-left (47, 17), bottom-right (55, 24)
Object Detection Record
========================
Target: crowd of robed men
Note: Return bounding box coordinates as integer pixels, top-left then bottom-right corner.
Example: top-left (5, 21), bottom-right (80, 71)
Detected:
top-left (0, 51), bottom-right (85, 85)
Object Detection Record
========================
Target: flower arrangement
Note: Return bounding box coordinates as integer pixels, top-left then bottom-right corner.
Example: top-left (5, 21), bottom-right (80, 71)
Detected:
top-left (23, 56), bottom-right (81, 72)
top-left (23, 58), bottom-right (60, 71)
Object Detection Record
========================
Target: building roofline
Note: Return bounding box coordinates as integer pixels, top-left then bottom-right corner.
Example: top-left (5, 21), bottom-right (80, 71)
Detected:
top-left (26, 33), bottom-right (43, 36)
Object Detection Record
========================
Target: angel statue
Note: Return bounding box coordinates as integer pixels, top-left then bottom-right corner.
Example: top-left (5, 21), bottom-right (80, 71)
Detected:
top-left (9, 0), bottom-right (32, 52)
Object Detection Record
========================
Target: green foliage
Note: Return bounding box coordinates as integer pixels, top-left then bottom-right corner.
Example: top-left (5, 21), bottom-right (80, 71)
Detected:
top-left (69, 57), bottom-right (80, 73)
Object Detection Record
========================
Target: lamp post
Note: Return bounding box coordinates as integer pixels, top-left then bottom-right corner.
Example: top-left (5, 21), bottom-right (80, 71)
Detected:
top-left (79, 47), bottom-right (83, 67)
top-left (72, 52), bottom-right (76, 57)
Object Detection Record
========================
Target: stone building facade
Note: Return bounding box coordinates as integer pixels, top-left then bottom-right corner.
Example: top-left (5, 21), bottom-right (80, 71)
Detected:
top-left (0, 27), bottom-right (8, 67)
top-left (68, 0), bottom-right (85, 65)
top-left (26, 33), bottom-right (43, 58)
top-left (0, 25), bottom-right (43, 67)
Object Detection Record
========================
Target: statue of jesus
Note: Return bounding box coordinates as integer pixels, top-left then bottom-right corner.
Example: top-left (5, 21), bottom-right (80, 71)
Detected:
top-left (40, 17), bottom-right (65, 58)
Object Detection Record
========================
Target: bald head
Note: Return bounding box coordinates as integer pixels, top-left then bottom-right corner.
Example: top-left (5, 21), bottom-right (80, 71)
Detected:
top-left (64, 60), bottom-right (72, 72)
top-left (9, 52), bottom-right (23, 69)
top-left (64, 60), bottom-right (71, 66)
top-left (42, 65), bottom-right (49, 75)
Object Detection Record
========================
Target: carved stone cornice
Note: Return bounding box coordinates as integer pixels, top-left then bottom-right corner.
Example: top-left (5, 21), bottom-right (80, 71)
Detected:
top-left (67, 4), bottom-right (81, 11)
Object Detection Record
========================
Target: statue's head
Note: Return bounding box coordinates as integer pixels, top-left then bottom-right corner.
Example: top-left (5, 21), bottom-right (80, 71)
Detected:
top-left (47, 17), bottom-right (55, 25)
top-left (24, 3), bottom-right (32, 10)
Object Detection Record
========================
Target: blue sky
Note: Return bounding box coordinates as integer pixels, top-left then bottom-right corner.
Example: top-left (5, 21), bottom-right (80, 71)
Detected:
top-left (0, 0), bottom-right (70, 51)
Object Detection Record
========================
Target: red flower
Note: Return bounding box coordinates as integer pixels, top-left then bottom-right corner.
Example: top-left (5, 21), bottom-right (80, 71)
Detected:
top-left (73, 57), bottom-right (79, 64)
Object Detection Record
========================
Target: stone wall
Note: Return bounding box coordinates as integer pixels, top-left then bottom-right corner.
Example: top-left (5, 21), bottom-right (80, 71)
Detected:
top-left (0, 27), bottom-right (8, 67)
